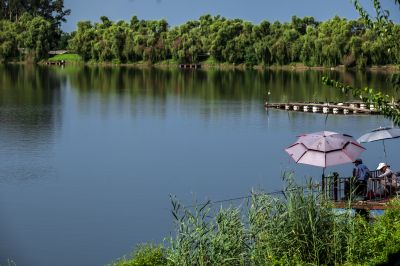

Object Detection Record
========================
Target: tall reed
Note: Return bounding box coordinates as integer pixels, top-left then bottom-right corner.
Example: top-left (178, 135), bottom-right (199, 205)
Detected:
top-left (167, 197), bottom-right (248, 266)
top-left (113, 174), bottom-right (400, 265)
top-left (248, 175), bottom-right (351, 265)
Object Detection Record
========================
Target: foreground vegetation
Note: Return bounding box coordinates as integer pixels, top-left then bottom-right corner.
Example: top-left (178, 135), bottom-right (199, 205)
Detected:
top-left (111, 177), bottom-right (400, 266)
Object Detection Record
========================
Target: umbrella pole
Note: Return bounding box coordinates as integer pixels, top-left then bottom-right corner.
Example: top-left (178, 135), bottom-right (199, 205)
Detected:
top-left (382, 139), bottom-right (387, 160)
top-left (322, 168), bottom-right (325, 197)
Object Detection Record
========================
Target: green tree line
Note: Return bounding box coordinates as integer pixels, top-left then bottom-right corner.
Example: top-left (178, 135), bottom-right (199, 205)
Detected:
top-left (67, 14), bottom-right (400, 67)
top-left (1, 14), bottom-right (400, 66)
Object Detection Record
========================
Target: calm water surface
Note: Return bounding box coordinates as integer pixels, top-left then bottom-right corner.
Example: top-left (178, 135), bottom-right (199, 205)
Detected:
top-left (0, 65), bottom-right (399, 266)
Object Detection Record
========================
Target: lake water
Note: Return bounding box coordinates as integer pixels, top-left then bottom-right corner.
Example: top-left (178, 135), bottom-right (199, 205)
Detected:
top-left (0, 65), bottom-right (399, 266)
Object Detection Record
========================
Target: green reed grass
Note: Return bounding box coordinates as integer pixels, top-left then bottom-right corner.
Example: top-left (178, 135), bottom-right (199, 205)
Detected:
top-left (247, 175), bottom-right (351, 265)
top-left (168, 197), bottom-right (248, 266)
top-left (112, 173), bottom-right (400, 265)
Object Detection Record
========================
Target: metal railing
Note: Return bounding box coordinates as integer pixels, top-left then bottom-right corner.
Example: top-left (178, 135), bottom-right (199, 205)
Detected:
top-left (322, 170), bottom-right (399, 201)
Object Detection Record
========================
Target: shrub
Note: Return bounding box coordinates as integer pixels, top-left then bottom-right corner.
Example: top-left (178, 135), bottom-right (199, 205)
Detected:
top-left (112, 244), bottom-right (167, 266)
top-left (364, 199), bottom-right (400, 265)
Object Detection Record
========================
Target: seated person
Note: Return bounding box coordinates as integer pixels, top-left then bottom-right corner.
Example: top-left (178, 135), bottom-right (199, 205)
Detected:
top-left (377, 162), bottom-right (398, 196)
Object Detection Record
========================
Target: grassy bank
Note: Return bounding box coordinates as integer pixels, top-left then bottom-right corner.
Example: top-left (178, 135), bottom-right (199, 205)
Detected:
top-left (11, 53), bottom-right (400, 72)
top-left (46, 53), bottom-right (83, 63)
top-left (110, 176), bottom-right (400, 266)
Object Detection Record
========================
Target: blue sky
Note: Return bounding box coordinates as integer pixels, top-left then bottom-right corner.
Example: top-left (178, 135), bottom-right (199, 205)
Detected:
top-left (62, 0), bottom-right (400, 32)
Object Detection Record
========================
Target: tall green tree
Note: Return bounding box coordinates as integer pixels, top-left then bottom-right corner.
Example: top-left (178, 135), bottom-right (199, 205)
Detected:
top-left (0, 0), bottom-right (70, 25)
top-left (17, 13), bottom-right (53, 61)
top-left (0, 19), bottom-right (18, 62)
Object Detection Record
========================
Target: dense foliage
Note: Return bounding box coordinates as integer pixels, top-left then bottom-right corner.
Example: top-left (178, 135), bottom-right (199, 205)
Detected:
top-left (111, 177), bottom-right (400, 266)
top-left (66, 14), bottom-right (400, 67)
top-left (0, 13), bottom-right (55, 62)
top-left (0, 0), bottom-right (70, 55)
top-left (0, 0), bottom-right (70, 24)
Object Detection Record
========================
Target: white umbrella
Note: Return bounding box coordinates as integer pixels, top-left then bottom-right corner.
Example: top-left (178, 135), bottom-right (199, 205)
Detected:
top-left (285, 131), bottom-right (365, 175)
top-left (286, 131), bottom-right (366, 200)
top-left (357, 127), bottom-right (400, 159)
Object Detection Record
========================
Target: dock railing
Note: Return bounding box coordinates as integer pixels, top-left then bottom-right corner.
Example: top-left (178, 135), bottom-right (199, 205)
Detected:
top-left (322, 173), bottom-right (349, 201)
top-left (322, 170), bottom-right (399, 202)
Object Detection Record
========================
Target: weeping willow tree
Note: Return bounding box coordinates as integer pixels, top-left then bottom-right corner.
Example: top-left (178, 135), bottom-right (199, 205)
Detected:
top-left (323, 0), bottom-right (400, 125)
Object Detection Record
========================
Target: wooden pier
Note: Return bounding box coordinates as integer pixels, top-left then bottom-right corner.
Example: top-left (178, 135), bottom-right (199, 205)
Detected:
top-left (333, 200), bottom-right (394, 210)
top-left (179, 64), bottom-right (201, 69)
top-left (323, 170), bottom-right (400, 210)
top-left (265, 102), bottom-right (380, 115)
top-left (45, 60), bottom-right (65, 66)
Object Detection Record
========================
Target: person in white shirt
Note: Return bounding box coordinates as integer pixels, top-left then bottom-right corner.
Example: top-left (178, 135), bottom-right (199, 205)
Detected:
top-left (377, 162), bottom-right (398, 196)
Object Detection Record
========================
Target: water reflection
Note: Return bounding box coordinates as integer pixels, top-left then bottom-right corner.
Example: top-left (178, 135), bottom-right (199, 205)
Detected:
top-left (64, 66), bottom-right (398, 103)
top-left (0, 65), bottom-right (63, 131)
top-left (0, 65), bottom-right (397, 184)
top-left (0, 65), bottom-right (63, 183)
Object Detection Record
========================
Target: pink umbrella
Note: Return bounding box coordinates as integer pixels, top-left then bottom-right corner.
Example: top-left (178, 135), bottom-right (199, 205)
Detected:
top-left (285, 131), bottom-right (365, 174)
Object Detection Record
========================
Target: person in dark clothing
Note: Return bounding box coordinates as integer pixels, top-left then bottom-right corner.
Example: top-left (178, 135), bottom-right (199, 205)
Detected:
top-left (344, 159), bottom-right (370, 199)
top-left (352, 158), bottom-right (370, 197)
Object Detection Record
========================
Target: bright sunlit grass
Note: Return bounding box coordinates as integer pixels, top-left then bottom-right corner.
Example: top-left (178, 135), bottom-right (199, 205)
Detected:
top-left (48, 53), bottom-right (82, 62)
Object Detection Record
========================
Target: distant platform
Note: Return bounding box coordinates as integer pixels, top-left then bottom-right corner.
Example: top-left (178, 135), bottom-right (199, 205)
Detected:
top-left (179, 64), bottom-right (201, 69)
top-left (45, 60), bottom-right (65, 65)
top-left (265, 102), bottom-right (381, 115)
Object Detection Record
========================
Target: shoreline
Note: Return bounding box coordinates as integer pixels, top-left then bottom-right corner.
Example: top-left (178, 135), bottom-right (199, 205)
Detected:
top-left (6, 60), bottom-right (400, 73)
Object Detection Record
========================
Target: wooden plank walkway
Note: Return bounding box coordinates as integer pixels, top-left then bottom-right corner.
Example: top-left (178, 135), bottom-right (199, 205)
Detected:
top-left (179, 64), bottom-right (201, 69)
top-left (265, 102), bottom-right (380, 115)
top-left (45, 60), bottom-right (65, 65)
top-left (333, 200), bottom-right (394, 210)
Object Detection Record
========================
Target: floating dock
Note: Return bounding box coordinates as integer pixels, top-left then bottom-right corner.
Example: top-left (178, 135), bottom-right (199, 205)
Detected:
top-left (45, 60), bottom-right (65, 66)
top-left (179, 64), bottom-right (201, 69)
top-left (265, 102), bottom-right (380, 115)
